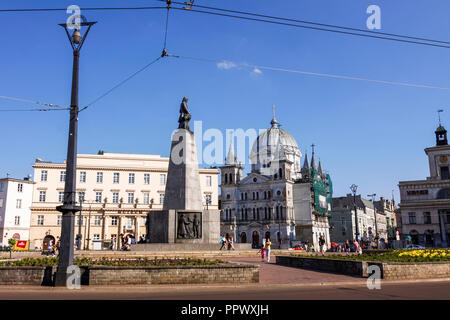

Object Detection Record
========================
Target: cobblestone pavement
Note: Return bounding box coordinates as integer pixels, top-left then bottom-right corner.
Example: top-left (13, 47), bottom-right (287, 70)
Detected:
top-left (225, 257), bottom-right (365, 285)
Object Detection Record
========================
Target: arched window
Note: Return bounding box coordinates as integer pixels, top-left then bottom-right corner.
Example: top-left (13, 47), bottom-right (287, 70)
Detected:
top-left (279, 168), bottom-right (283, 179)
top-left (224, 173), bottom-right (228, 184)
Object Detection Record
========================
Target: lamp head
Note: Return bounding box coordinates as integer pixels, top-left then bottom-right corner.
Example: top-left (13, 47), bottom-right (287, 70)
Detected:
top-left (72, 28), bottom-right (82, 44)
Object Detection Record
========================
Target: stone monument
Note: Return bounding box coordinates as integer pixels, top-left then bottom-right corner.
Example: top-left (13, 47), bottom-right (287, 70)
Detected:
top-left (139, 97), bottom-right (220, 249)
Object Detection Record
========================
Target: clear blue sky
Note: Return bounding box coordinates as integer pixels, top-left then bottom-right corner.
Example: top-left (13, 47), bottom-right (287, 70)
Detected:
top-left (1, 0), bottom-right (450, 202)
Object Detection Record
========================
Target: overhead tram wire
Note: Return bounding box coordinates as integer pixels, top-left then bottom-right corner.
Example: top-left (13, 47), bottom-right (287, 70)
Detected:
top-left (81, 55), bottom-right (163, 111)
top-left (169, 7), bottom-right (450, 49)
top-left (82, 2), bottom-right (172, 111)
top-left (0, 95), bottom-right (67, 108)
top-left (0, 107), bottom-right (70, 112)
top-left (2, 3), bottom-right (450, 48)
top-left (167, 54), bottom-right (450, 92)
top-left (0, 6), bottom-right (166, 13)
top-left (163, 0), bottom-right (450, 46)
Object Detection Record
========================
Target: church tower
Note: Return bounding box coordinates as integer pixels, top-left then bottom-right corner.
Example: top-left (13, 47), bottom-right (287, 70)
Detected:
top-left (220, 139), bottom-right (243, 186)
top-left (436, 125), bottom-right (448, 146)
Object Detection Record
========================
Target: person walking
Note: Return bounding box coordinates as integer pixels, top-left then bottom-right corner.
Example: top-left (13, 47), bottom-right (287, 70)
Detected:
top-left (259, 244), bottom-right (266, 261)
top-left (219, 235), bottom-right (227, 250)
top-left (319, 236), bottom-right (326, 256)
top-left (265, 238), bottom-right (272, 263)
top-left (55, 237), bottom-right (61, 256)
top-left (229, 235), bottom-right (235, 250)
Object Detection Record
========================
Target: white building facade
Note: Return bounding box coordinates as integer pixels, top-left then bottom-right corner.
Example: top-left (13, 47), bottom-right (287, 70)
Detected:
top-left (30, 153), bottom-right (219, 250)
top-left (398, 125), bottom-right (450, 247)
top-left (0, 177), bottom-right (34, 245)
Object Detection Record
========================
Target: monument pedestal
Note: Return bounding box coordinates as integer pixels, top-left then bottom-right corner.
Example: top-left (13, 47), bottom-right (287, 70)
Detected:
top-left (139, 103), bottom-right (221, 250)
top-left (147, 209), bottom-right (220, 245)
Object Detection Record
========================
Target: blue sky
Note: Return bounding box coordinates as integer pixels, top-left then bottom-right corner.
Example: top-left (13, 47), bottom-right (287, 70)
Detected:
top-left (1, 0), bottom-right (450, 202)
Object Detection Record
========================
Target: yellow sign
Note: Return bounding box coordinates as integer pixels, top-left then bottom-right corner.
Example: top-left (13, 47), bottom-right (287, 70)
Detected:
top-left (13, 240), bottom-right (29, 250)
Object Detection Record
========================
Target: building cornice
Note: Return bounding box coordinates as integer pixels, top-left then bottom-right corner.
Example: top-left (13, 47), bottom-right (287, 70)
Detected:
top-left (398, 179), bottom-right (450, 187)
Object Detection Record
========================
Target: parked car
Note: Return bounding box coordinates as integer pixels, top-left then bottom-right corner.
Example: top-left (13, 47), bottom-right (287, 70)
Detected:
top-left (405, 244), bottom-right (425, 249)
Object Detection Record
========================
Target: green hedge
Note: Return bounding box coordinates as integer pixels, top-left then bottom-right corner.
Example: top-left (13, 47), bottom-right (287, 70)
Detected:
top-left (0, 257), bottom-right (225, 267)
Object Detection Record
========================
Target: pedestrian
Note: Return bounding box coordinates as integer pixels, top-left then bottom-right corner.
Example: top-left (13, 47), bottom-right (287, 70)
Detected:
top-left (219, 235), bottom-right (227, 250)
top-left (345, 240), bottom-right (350, 252)
top-left (265, 237), bottom-right (271, 263)
top-left (229, 235), bottom-right (235, 250)
top-left (259, 244), bottom-right (266, 262)
top-left (319, 236), bottom-right (326, 256)
top-left (55, 237), bottom-right (61, 256)
top-left (353, 239), bottom-right (361, 255)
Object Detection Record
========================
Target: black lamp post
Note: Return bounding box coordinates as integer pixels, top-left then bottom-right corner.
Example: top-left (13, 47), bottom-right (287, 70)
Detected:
top-left (54, 20), bottom-right (96, 287)
top-left (350, 184), bottom-right (360, 245)
top-left (367, 193), bottom-right (379, 248)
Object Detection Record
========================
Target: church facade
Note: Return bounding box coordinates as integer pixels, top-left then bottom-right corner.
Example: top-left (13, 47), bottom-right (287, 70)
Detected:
top-left (219, 113), bottom-right (333, 251)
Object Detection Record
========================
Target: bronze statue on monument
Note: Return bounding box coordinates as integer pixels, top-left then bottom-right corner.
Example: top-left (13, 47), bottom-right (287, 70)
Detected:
top-left (178, 97), bottom-right (191, 131)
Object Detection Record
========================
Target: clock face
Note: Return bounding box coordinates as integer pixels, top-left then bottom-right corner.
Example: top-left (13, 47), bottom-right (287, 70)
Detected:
top-left (440, 155), bottom-right (448, 163)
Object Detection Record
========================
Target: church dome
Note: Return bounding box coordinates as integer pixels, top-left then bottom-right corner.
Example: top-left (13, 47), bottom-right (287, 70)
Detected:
top-left (249, 111), bottom-right (302, 179)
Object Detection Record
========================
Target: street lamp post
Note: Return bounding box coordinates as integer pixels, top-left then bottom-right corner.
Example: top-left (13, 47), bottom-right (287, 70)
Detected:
top-left (367, 193), bottom-right (379, 248)
top-left (54, 20), bottom-right (96, 286)
top-left (350, 184), bottom-right (360, 245)
top-left (76, 198), bottom-right (83, 250)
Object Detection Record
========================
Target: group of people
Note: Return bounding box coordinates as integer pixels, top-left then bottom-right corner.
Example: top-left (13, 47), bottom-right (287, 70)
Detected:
top-left (259, 237), bottom-right (272, 262)
top-left (119, 234), bottom-right (139, 251)
top-left (43, 236), bottom-right (60, 257)
top-left (219, 234), bottom-right (235, 250)
top-left (340, 239), bottom-right (363, 254)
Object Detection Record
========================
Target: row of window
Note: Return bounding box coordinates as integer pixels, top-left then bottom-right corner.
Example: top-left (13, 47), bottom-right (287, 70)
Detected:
top-left (41, 170), bottom-right (214, 187)
top-left (36, 215), bottom-right (146, 226)
top-left (223, 206), bottom-right (284, 221)
top-left (40, 191), bottom-right (213, 206)
top-left (0, 183), bottom-right (24, 192)
top-left (239, 190), bottom-right (274, 201)
top-left (39, 191), bottom-right (165, 205)
top-left (41, 170), bottom-right (167, 185)
top-left (407, 212), bottom-right (450, 224)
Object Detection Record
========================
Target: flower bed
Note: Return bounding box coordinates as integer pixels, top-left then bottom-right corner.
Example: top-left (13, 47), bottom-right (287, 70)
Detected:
top-left (296, 249), bottom-right (450, 263)
top-left (0, 257), bottom-right (225, 267)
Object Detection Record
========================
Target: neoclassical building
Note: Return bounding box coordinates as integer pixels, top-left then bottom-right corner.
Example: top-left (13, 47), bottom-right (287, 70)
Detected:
top-left (398, 124), bottom-right (450, 247)
top-left (29, 153), bottom-right (219, 250)
top-left (220, 113), bottom-right (333, 250)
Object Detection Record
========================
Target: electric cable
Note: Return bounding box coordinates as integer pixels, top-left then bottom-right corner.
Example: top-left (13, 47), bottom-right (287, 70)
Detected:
top-left (164, 0), bottom-right (450, 46)
top-left (168, 54), bottom-right (450, 91)
top-left (82, 55), bottom-right (163, 110)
